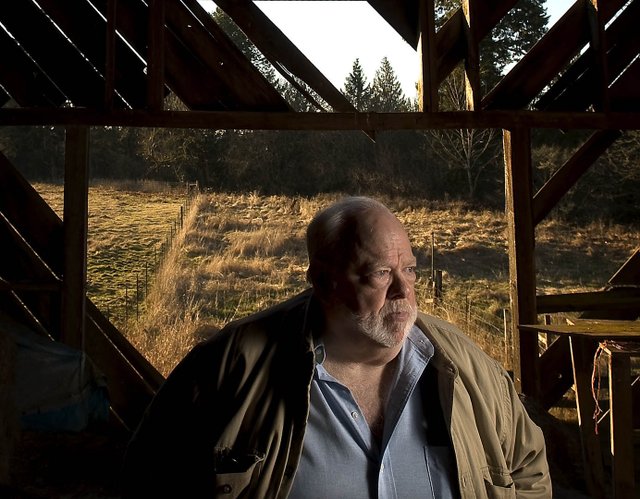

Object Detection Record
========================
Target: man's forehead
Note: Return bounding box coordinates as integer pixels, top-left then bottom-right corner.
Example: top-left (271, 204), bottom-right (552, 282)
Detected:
top-left (349, 233), bottom-right (416, 265)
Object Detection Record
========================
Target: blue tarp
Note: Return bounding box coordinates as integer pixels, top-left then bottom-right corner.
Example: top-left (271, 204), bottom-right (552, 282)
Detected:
top-left (1, 313), bottom-right (109, 432)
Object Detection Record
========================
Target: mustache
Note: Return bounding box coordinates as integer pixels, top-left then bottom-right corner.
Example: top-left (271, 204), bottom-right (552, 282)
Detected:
top-left (383, 300), bottom-right (415, 314)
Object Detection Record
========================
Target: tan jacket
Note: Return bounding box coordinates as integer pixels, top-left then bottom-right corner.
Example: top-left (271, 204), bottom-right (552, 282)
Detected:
top-left (121, 290), bottom-right (551, 498)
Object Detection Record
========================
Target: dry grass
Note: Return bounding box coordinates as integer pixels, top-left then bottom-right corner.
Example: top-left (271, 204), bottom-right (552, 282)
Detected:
top-left (32, 182), bottom-right (640, 377)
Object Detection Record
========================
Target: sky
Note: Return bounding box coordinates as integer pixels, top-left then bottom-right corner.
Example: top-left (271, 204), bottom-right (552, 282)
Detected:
top-left (200, 1), bottom-right (575, 98)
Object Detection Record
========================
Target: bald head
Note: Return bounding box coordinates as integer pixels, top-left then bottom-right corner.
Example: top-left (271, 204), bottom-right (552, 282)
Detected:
top-left (306, 197), bottom-right (404, 293)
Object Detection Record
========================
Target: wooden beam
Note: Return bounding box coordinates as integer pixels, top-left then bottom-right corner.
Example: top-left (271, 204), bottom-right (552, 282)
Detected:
top-left (537, 288), bottom-right (640, 314)
top-left (536, 0), bottom-right (640, 112)
top-left (586, 0), bottom-right (610, 111)
top-left (462, 0), bottom-right (481, 110)
top-left (610, 58), bottom-right (640, 112)
top-left (211, 0), bottom-right (355, 113)
top-left (104, 0), bottom-right (117, 110)
top-left (417, 0), bottom-right (438, 112)
top-left (608, 249), bottom-right (640, 288)
top-left (367, 0), bottom-right (418, 48)
top-left (3, 108), bottom-right (640, 130)
top-left (61, 126), bottom-right (89, 350)
top-left (538, 336), bottom-right (574, 410)
top-left (146, 0), bottom-right (165, 111)
top-left (483, 0), bottom-right (627, 110)
top-left (504, 127), bottom-right (538, 396)
top-left (532, 129), bottom-right (621, 225)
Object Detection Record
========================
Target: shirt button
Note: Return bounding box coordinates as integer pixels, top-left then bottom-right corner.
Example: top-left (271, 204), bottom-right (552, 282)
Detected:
top-left (220, 484), bottom-right (232, 494)
top-left (380, 463), bottom-right (385, 473)
top-left (351, 411), bottom-right (359, 419)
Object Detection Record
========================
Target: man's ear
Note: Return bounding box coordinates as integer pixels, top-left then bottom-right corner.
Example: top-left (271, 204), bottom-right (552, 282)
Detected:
top-left (308, 264), bottom-right (335, 299)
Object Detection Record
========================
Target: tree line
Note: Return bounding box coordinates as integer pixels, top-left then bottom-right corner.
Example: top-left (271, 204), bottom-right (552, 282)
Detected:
top-left (1, 1), bottom-right (639, 222)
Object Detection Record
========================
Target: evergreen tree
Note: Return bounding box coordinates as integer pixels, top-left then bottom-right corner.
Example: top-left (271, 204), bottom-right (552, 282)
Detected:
top-left (370, 57), bottom-right (408, 112)
top-left (342, 58), bottom-right (371, 111)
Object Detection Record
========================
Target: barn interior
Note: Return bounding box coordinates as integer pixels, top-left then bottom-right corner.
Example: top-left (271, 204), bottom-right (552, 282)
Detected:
top-left (1, 0), bottom-right (639, 497)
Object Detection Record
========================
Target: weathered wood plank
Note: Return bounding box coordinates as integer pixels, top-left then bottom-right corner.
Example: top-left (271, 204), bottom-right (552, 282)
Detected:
top-left (61, 126), bottom-right (89, 350)
top-left (520, 321), bottom-right (640, 338)
top-left (104, 0), bottom-right (117, 110)
top-left (3, 108), bottom-right (640, 130)
top-left (586, 0), bottom-right (610, 111)
top-left (367, 0), bottom-right (418, 48)
top-left (462, 0), bottom-right (481, 110)
top-left (607, 346), bottom-right (636, 498)
top-left (570, 335), bottom-right (608, 499)
top-left (537, 288), bottom-right (640, 314)
top-left (504, 127), bottom-right (538, 396)
top-left (538, 336), bottom-right (574, 410)
top-left (610, 58), bottom-right (640, 112)
top-left (418, 0), bottom-right (438, 111)
top-left (146, 0), bottom-right (165, 111)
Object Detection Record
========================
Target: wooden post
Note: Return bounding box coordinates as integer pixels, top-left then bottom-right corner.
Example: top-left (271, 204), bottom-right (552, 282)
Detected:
top-left (607, 345), bottom-right (635, 498)
top-left (417, 0), bottom-right (438, 112)
top-left (147, 0), bottom-right (165, 111)
top-left (462, 0), bottom-right (481, 110)
top-left (586, 0), bottom-right (610, 112)
top-left (570, 336), bottom-right (607, 499)
top-left (61, 126), bottom-right (89, 350)
top-left (503, 127), bottom-right (538, 396)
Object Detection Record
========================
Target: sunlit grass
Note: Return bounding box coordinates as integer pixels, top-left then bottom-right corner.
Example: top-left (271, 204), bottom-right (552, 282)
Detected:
top-left (33, 183), bottom-right (640, 378)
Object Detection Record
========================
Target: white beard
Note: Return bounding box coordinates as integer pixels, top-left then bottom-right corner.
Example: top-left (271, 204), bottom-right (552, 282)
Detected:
top-left (353, 300), bottom-right (417, 348)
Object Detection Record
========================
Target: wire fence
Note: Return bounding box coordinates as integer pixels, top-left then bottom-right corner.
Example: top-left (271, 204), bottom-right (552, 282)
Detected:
top-left (99, 198), bottom-right (517, 370)
top-left (98, 181), bottom-right (199, 328)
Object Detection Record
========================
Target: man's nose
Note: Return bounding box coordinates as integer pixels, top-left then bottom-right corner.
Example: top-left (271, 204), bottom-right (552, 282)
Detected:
top-left (387, 270), bottom-right (411, 298)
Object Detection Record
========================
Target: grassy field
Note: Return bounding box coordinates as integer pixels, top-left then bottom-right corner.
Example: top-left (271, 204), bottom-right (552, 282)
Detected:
top-left (33, 180), bottom-right (191, 323)
top-left (34, 182), bottom-right (640, 376)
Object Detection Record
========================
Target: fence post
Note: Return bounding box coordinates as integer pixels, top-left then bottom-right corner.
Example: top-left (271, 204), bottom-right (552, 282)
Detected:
top-left (430, 232), bottom-right (435, 283)
top-left (433, 269), bottom-right (442, 302)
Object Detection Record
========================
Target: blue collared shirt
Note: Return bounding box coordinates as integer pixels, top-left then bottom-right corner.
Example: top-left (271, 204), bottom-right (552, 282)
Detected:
top-left (288, 326), bottom-right (459, 499)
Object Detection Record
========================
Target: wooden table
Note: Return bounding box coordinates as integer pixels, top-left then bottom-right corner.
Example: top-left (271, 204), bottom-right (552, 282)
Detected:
top-left (519, 320), bottom-right (640, 499)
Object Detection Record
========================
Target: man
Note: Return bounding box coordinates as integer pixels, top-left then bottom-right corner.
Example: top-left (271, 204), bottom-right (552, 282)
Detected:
top-left (121, 196), bottom-right (551, 498)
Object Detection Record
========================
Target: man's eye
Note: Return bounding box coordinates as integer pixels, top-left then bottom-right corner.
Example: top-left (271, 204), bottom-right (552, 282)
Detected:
top-left (371, 269), bottom-right (391, 279)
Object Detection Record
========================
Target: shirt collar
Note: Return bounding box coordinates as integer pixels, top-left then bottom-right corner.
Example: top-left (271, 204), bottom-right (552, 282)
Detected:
top-left (312, 325), bottom-right (434, 368)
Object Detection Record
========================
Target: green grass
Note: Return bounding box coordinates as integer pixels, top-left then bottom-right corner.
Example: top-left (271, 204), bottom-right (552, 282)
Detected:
top-left (33, 181), bottom-right (191, 327)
